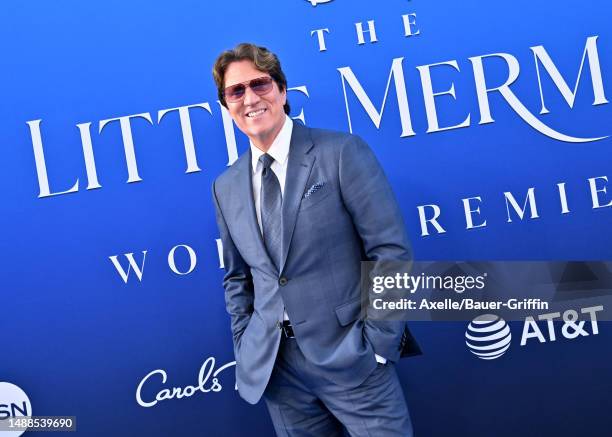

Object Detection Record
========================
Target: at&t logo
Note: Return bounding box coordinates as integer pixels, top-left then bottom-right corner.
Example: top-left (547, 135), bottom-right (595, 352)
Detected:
top-left (465, 314), bottom-right (512, 360)
top-left (465, 305), bottom-right (604, 360)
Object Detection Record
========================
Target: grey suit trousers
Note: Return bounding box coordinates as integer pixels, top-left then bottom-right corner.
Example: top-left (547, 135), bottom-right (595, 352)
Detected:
top-left (263, 336), bottom-right (414, 437)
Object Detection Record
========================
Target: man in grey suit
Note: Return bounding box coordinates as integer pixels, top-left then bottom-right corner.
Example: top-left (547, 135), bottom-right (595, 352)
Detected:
top-left (212, 43), bottom-right (420, 436)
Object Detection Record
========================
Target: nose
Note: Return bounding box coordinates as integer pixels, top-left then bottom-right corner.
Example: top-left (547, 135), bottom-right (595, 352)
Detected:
top-left (243, 85), bottom-right (261, 106)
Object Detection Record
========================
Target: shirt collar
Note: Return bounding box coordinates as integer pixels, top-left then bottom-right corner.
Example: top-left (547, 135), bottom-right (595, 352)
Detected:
top-left (250, 115), bottom-right (293, 173)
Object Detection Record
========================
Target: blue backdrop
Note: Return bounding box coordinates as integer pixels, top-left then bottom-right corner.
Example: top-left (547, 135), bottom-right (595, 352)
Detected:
top-left (2, 0), bottom-right (611, 435)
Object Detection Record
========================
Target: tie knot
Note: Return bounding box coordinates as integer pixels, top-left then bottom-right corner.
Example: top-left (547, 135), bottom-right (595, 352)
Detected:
top-left (259, 153), bottom-right (274, 170)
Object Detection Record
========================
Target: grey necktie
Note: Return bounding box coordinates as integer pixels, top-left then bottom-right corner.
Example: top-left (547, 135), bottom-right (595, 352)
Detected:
top-left (259, 153), bottom-right (282, 270)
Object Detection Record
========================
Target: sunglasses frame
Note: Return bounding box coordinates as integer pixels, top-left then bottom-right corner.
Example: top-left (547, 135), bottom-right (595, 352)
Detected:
top-left (223, 76), bottom-right (275, 103)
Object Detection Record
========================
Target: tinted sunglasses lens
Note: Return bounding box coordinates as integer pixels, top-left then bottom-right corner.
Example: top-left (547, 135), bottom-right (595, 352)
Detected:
top-left (250, 78), bottom-right (273, 95)
top-left (225, 84), bottom-right (246, 102)
top-left (224, 77), bottom-right (273, 102)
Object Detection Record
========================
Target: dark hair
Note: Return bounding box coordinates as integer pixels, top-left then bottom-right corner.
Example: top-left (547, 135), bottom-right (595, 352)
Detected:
top-left (212, 43), bottom-right (290, 115)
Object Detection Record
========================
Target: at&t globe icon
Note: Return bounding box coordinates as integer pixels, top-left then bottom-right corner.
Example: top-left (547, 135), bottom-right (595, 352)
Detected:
top-left (465, 314), bottom-right (512, 360)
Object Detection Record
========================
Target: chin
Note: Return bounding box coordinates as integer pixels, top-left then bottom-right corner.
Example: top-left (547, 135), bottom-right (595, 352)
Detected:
top-left (248, 125), bottom-right (273, 137)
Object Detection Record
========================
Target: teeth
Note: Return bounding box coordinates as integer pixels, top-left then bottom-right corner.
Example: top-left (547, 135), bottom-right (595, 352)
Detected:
top-left (247, 109), bottom-right (266, 118)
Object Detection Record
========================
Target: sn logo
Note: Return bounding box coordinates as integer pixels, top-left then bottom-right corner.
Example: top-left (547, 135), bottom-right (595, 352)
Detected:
top-left (0, 382), bottom-right (31, 436)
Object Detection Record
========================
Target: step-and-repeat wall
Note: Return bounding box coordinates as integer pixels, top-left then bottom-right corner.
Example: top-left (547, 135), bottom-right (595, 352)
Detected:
top-left (2, 1), bottom-right (611, 435)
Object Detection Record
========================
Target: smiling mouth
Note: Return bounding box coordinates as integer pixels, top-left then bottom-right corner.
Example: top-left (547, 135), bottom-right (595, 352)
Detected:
top-left (246, 108), bottom-right (267, 118)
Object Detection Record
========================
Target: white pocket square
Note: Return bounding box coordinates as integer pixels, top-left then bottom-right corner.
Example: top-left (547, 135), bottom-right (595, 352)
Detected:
top-left (304, 181), bottom-right (325, 198)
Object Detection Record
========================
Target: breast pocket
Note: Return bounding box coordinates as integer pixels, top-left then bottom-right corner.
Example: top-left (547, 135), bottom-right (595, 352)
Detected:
top-left (299, 182), bottom-right (334, 211)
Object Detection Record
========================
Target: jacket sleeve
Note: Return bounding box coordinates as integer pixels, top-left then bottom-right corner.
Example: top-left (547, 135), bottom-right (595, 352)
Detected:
top-left (212, 180), bottom-right (254, 357)
top-left (338, 134), bottom-right (412, 363)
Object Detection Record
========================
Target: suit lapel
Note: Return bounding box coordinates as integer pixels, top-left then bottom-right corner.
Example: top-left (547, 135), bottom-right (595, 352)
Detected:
top-left (280, 123), bottom-right (315, 273)
top-left (235, 149), bottom-right (276, 272)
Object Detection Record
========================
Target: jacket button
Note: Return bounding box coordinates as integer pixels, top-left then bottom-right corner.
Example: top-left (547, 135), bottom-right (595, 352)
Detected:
top-left (279, 277), bottom-right (288, 286)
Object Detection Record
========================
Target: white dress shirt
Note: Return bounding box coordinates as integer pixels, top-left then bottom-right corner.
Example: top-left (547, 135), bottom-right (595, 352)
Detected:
top-left (249, 116), bottom-right (387, 365)
top-left (250, 115), bottom-right (292, 233)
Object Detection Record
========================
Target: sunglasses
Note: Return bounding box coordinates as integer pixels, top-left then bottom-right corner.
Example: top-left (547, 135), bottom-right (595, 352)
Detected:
top-left (223, 76), bottom-right (274, 103)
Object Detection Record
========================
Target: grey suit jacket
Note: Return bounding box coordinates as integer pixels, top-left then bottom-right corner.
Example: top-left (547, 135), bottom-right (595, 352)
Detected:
top-left (212, 121), bottom-right (420, 404)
